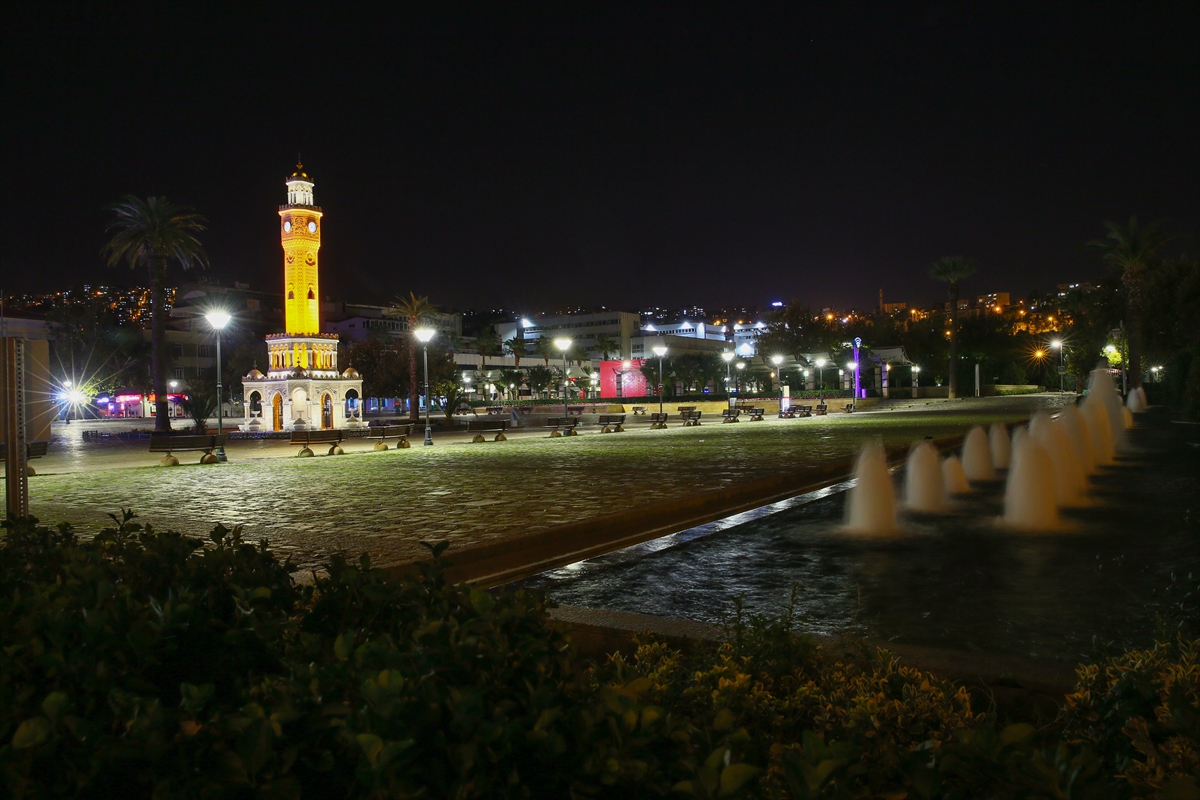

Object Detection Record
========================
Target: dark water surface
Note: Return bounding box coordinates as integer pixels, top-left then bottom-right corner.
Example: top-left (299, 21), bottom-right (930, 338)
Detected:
top-left (513, 414), bottom-right (1200, 661)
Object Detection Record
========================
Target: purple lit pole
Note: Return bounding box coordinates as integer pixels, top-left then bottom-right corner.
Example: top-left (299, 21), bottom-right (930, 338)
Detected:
top-left (852, 337), bottom-right (862, 399)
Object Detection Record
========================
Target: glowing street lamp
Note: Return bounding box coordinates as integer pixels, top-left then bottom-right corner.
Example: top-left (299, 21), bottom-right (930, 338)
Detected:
top-left (205, 310), bottom-right (232, 462)
top-left (815, 358), bottom-right (826, 391)
top-left (913, 365), bottom-right (921, 394)
top-left (1050, 339), bottom-right (1064, 393)
top-left (653, 345), bottom-right (668, 418)
top-left (722, 351), bottom-right (736, 406)
top-left (414, 328), bottom-right (435, 445)
top-left (554, 338), bottom-right (572, 417)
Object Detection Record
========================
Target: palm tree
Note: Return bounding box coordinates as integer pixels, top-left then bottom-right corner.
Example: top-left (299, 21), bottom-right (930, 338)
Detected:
top-left (503, 336), bottom-right (525, 368)
top-left (475, 327), bottom-right (502, 359)
top-left (389, 292), bottom-right (438, 421)
top-left (533, 336), bottom-right (555, 367)
top-left (1089, 216), bottom-right (1171, 389)
top-left (593, 333), bottom-right (619, 360)
top-left (103, 196), bottom-right (207, 432)
top-left (929, 256), bottom-right (976, 399)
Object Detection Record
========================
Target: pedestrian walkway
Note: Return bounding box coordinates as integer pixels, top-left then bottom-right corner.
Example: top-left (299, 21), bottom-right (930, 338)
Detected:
top-left (16, 396), bottom-right (1070, 573)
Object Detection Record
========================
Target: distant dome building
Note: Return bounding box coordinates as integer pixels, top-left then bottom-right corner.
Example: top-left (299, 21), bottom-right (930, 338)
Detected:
top-left (241, 165), bottom-right (364, 431)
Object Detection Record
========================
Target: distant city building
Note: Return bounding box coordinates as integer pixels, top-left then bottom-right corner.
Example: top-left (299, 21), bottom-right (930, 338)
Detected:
top-left (495, 311), bottom-right (641, 359)
top-left (323, 302), bottom-right (461, 343)
top-left (977, 292), bottom-right (1011, 310)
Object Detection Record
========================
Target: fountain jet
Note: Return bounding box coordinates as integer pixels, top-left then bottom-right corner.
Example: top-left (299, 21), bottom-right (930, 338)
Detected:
top-left (1086, 364), bottom-right (1126, 452)
top-left (1030, 411), bottom-right (1086, 506)
top-left (1127, 386), bottom-right (1148, 414)
top-left (905, 441), bottom-right (946, 512)
top-left (989, 422), bottom-right (1011, 470)
top-left (845, 440), bottom-right (898, 535)
top-left (1058, 404), bottom-right (1095, 475)
top-left (1003, 436), bottom-right (1060, 530)
top-left (961, 425), bottom-right (996, 481)
top-left (942, 455), bottom-right (971, 495)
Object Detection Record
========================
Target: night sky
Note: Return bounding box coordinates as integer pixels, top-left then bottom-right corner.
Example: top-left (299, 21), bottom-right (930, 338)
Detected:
top-left (3, 1), bottom-right (1197, 313)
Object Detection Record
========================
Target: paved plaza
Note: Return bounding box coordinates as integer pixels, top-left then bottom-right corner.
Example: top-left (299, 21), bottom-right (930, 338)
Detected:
top-left (17, 396), bottom-right (1070, 572)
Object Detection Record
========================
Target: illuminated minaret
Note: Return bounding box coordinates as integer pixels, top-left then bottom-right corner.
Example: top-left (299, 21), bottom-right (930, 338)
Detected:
top-left (279, 163), bottom-right (323, 335)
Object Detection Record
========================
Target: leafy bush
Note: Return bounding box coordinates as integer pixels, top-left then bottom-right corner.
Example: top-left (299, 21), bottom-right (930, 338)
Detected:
top-left (3, 513), bottom-right (1198, 798)
top-left (1062, 637), bottom-right (1200, 797)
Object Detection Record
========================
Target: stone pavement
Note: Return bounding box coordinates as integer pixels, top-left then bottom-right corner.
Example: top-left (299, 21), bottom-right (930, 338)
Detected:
top-left (17, 396), bottom-right (1071, 573)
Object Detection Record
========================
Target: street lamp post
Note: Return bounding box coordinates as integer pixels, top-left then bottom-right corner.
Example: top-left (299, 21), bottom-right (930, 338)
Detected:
top-left (1050, 340), bottom-right (1064, 393)
top-left (815, 358), bottom-right (826, 391)
top-left (414, 328), bottom-right (435, 445)
top-left (554, 338), bottom-right (572, 417)
top-left (913, 365), bottom-right (921, 395)
top-left (653, 345), bottom-right (668, 418)
top-left (722, 351), bottom-right (735, 407)
top-left (205, 311), bottom-right (232, 462)
top-left (771, 355), bottom-right (784, 412)
top-left (735, 361), bottom-right (745, 396)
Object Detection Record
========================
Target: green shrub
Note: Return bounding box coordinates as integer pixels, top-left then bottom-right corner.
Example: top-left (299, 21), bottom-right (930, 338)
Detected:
top-left (3, 513), bottom-right (1197, 798)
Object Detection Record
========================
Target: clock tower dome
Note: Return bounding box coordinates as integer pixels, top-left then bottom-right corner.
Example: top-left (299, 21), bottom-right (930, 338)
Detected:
top-left (279, 163), bottom-right (323, 335)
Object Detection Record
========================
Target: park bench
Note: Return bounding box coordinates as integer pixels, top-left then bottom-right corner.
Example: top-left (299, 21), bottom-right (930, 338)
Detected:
top-left (291, 429), bottom-right (345, 457)
top-left (676, 405), bottom-right (697, 415)
top-left (567, 405), bottom-right (585, 416)
top-left (545, 416), bottom-right (579, 437)
top-left (721, 408), bottom-right (741, 423)
top-left (778, 406), bottom-right (796, 419)
top-left (814, 403), bottom-right (828, 416)
top-left (795, 405), bottom-right (813, 417)
top-left (0, 440), bottom-right (49, 475)
top-left (485, 406), bottom-right (506, 415)
top-left (649, 412), bottom-right (670, 429)
top-left (149, 433), bottom-right (224, 466)
top-left (747, 408), bottom-right (766, 421)
top-left (843, 402), bottom-right (856, 413)
top-left (631, 406), bottom-right (648, 415)
top-left (368, 423), bottom-right (414, 450)
top-left (467, 418), bottom-right (509, 442)
top-left (597, 414), bottom-right (626, 433)
top-left (680, 409), bottom-right (702, 427)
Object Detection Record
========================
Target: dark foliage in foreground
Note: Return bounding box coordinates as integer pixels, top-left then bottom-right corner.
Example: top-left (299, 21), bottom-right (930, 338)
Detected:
top-left (1, 513), bottom-right (1197, 798)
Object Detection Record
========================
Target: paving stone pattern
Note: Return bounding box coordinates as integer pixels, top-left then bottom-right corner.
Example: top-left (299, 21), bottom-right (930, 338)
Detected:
top-left (26, 397), bottom-right (1067, 572)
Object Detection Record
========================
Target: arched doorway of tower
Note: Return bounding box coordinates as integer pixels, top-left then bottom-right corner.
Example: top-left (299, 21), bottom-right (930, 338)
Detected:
top-left (321, 393), bottom-right (333, 429)
top-left (291, 388), bottom-right (308, 427)
top-left (248, 391), bottom-right (262, 420)
top-left (271, 393), bottom-right (283, 431)
top-left (345, 389), bottom-right (359, 422)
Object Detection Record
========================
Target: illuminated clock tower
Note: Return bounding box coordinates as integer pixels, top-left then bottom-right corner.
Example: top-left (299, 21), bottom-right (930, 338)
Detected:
top-left (279, 165), bottom-right (323, 335)
top-left (239, 164), bottom-right (365, 438)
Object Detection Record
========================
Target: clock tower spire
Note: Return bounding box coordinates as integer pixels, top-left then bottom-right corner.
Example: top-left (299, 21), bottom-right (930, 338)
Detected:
top-left (279, 163), bottom-right (322, 335)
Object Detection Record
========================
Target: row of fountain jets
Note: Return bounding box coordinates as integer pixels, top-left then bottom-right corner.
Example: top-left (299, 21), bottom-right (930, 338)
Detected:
top-left (847, 365), bottom-right (1149, 534)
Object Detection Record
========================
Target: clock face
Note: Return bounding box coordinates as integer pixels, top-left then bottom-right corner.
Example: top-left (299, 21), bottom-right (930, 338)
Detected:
top-left (307, 221), bottom-right (317, 233)
top-left (283, 220), bottom-right (292, 233)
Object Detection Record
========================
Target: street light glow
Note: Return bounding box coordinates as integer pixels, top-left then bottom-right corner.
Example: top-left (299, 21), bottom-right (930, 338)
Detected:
top-left (770, 355), bottom-right (783, 366)
top-left (652, 345), bottom-right (668, 357)
top-left (721, 351), bottom-right (735, 363)
top-left (205, 310), bottom-right (232, 330)
top-left (414, 328), bottom-right (435, 343)
top-left (815, 358), bottom-right (826, 368)
top-left (554, 337), bottom-right (572, 352)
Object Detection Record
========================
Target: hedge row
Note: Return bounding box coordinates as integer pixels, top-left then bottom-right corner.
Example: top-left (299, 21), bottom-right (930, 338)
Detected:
top-left (1, 513), bottom-right (1197, 798)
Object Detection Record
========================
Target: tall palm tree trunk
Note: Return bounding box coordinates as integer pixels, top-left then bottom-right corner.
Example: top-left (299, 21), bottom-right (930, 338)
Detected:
top-left (408, 345), bottom-right (419, 422)
top-left (947, 281), bottom-right (959, 399)
top-left (1123, 273), bottom-right (1144, 389)
top-left (150, 259), bottom-right (171, 431)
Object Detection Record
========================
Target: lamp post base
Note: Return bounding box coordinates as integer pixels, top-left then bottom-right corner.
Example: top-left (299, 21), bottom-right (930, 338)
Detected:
top-left (423, 428), bottom-right (433, 446)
